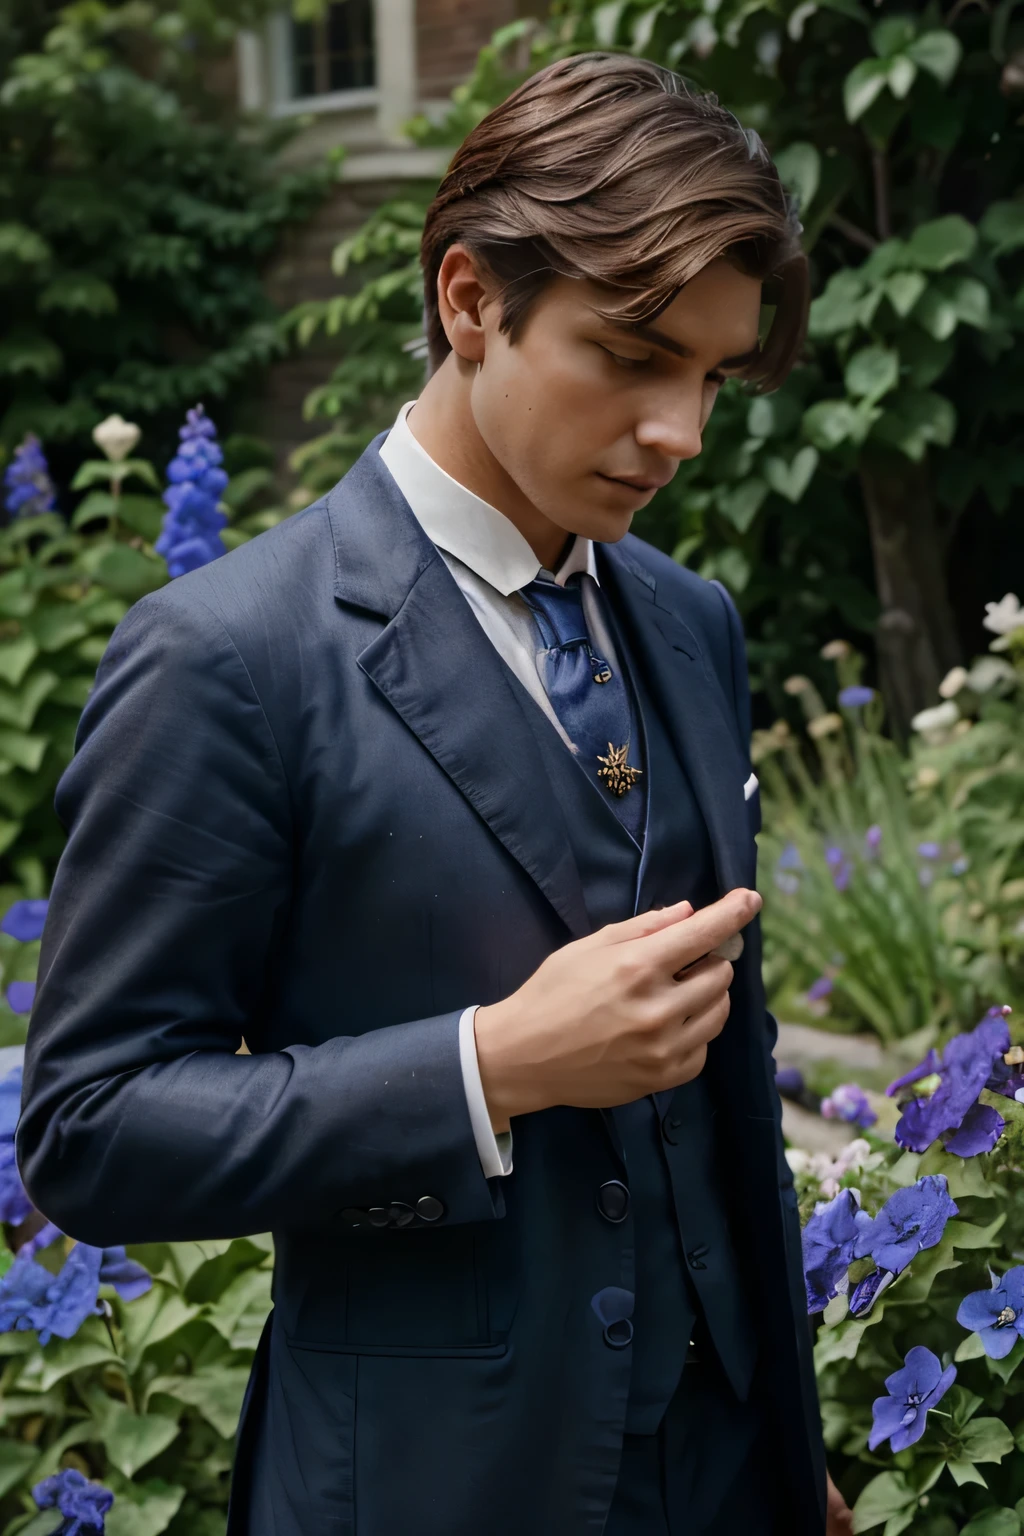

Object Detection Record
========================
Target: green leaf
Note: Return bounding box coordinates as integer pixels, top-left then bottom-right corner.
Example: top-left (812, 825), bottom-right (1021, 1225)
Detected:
top-left (884, 272), bottom-right (927, 317)
top-left (960, 1417), bottom-right (1015, 1464)
top-left (906, 215), bottom-right (977, 271)
top-left (774, 142), bottom-right (821, 215)
top-left (0, 329), bottom-right (62, 380)
top-left (871, 16), bottom-right (916, 56)
top-left (38, 273), bottom-right (118, 316)
top-left (980, 200), bottom-right (1024, 258)
top-left (887, 56), bottom-right (917, 99)
top-left (205, 1265), bottom-right (272, 1351)
top-left (845, 345), bottom-right (899, 402)
top-left (19, 1319), bottom-right (118, 1391)
top-left (882, 1513), bottom-right (915, 1536)
top-left (146, 1365), bottom-right (251, 1438)
top-left (0, 1437), bottom-right (39, 1498)
top-left (592, 0), bottom-right (628, 46)
top-left (942, 274), bottom-right (990, 329)
top-left (113, 496), bottom-right (165, 542)
top-left (0, 671), bottom-right (57, 732)
top-left (47, 676), bottom-right (93, 709)
top-left (808, 270), bottom-right (867, 337)
top-left (803, 399), bottom-right (864, 450)
top-left (121, 1282), bottom-right (200, 1374)
top-left (871, 390), bottom-right (956, 461)
top-left (0, 571), bottom-right (37, 620)
top-left (844, 58), bottom-right (889, 121)
top-left (0, 222), bottom-right (52, 267)
top-left (717, 480), bottom-right (767, 533)
top-left (764, 446), bottom-right (819, 503)
top-left (24, 606), bottom-right (91, 653)
top-left (907, 30), bottom-right (962, 85)
top-left (71, 459), bottom-right (160, 492)
top-left (948, 1213), bottom-right (1007, 1249)
top-left (102, 1405), bottom-right (180, 1478)
top-left (0, 728), bottom-right (48, 774)
top-left (955, 1331), bottom-right (987, 1362)
top-left (852, 1470), bottom-right (916, 1533)
top-left (0, 636), bottom-right (39, 688)
top-left (960, 1511), bottom-right (1021, 1536)
top-left (948, 1459), bottom-right (989, 1487)
top-left (104, 1476), bottom-right (186, 1536)
top-left (80, 543), bottom-right (167, 601)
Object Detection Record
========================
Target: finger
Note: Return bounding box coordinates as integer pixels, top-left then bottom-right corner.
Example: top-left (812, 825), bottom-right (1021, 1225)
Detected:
top-left (593, 899), bottom-right (694, 948)
top-left (677, 991), bottom-right (731, 1051)
top-left (666, 955), bottom-right (733, 1018)
top-left (636, 888), bottom-right (761, 976)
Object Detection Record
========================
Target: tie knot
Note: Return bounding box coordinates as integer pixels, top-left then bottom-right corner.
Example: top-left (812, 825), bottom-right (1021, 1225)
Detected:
top-left (520, 574), bottom-right (589, 651)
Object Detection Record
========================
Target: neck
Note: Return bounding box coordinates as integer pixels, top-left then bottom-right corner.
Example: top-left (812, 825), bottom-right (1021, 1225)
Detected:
top-left (407, 354), bottom-right (570, 571)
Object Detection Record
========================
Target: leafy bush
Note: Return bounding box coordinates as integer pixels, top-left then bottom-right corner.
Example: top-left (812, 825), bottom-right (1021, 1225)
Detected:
top-left (758, 602), bottom-right (1024, 1044)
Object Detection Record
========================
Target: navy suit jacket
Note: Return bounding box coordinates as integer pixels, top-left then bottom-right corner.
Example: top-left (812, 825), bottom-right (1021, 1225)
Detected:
top-left (18, 437), bottom-right (825, 1534)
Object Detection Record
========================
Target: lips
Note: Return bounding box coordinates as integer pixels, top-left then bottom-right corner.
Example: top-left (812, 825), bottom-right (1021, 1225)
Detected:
top-left (599, 472), bottom-right (670, 492)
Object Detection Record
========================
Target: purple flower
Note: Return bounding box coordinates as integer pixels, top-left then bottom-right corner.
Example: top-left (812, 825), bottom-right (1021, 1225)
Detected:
top-left (775, 1067), bottom-right (805, 1099)
top-left (868, 1346), bottom-right (956, 1452)
top-left (0, 899), bottom-right (48, 943)
top-left (825, 845), bottom-right (853, 890)
top-left (890, 1008), bottom-right (1011, 1154)
top-left (0, 1062), bottom-right (22, 1141)
top-left (6, 981), bottom-right (35, 1015)
top-left (956, 1267), bottom-right (1024, 1359)
top-left (0, 1142), bottom-right (32, 1225)
top-left (33, 1467), bottom-right (113, 1535)
top-left (944, 1100), bottom-right (1005, 1157)
top-left (838, 685), bottom-right (875, 708)
top-left (3, 435), bottom-right (57, 520)
top-left (156, 404), bottom-right (228, 579)
top-left (853, 1175), bottom-right (958, 1276)
top-left (917, 841), bottom-right (942, 860)
top-left (807, 975), bottom-right (833, 1002)
top-left (19, 1220), bottom-right (62, 1260)
top-left (774, 843), bottom-right (802, 895)
top-left (864, 824), bottom-right (882, 857)
top-left (821, 1083), bottom-right (877, 1129)
top-left (801, 1188), bottom-right (870, 1313)
top-left (849, 1268), bottom-right (894, 1317)
top-left (0, 1240), bottom-right (151, 1344)
top-left (886, 1049), bottom-right (942, 1098)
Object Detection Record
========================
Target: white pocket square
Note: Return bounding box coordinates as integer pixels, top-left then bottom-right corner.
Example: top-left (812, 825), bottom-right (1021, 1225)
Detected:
top-left (743, 772), bottom-right (759, 802)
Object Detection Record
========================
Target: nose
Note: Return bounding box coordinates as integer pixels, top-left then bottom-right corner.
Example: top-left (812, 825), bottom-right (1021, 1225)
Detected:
top-left (634, 383), bottom-right (705, 464)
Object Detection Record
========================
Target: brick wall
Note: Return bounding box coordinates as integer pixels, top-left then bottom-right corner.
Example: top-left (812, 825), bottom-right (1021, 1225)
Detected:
top-left (417, 0), bottom-right (520, 100)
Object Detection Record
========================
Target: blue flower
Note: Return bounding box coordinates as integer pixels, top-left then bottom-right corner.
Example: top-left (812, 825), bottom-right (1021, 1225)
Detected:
top-left (864, 824), bottom-right (882, 857)
top-left (3, 435), bottom-right (57, 520)
top-left (838, 685), bottom-right (875, 708)
top-left (0, 1066), bottom-right (30, 1225)
top-left (821, 1083), bottom-right (877, 1129)
top-left (775, 1066), bottom-right (805, 1099)
top-left (7, 980), bottom-right (35, 1014)
top-left (889, 1008), bottom-right (1011, 1154)
top-left (849, 1268), bottom-right (895, 1318)
top-left (807, 975), bottom-right (833, 1002)
top-left (868, 1346), bottom-right (956, 1452)
top-left (33, 1467), bottom-right (113, 1535)
top-left (917, 841), bottom-right (942, 860)
top-left (825, 845), bottom-right (853, 891)
top-left (853, 1174), bottom-right (958, 1276)
top-left (773, 843), bottom-right (802, 895)
top-left (156, 404), bottom-right (228, 579)
top-left (956, 1267), bottom-right (1024, 1359)
top-left (801, 1188), bottom-right (870, 1313)
top-left (0, 1240), bottom-right (151, 1344)
top-left (0, 898), bottom-right (48, 942)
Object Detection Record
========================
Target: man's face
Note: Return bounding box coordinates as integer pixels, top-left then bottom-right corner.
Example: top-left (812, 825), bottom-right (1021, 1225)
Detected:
top-left (469, 257), bottom-right (763, 546)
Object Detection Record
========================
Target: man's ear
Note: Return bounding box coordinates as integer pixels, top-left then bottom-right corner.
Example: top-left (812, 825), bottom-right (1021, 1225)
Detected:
top-left (435, 243), bottom-right (492, 366)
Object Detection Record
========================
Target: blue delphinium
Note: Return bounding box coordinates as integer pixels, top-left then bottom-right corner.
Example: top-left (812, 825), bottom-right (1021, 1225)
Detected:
top-left (0, 1064), bottom-right (31, 1225)
top-left (3, 435), bottom-right (57, 520)
top-left (801, 1188), bottom-right (870, 1313)
top-left (868, 1346), bottom-right (956, 1452)
top-left (156, 404), bottom-right (228, 578)
top-left (887, 1007), bottom-right (1012, 1155)
top-left (0, 1238), bottom-right (151, 1344)
top-left (853, 1174), bottom-right (958, 1276)
top-left (956, 1267), bottom-right (1024, 1359)
top-left (821, 1082), bottom-right (877, 1129)
top-left (33, 1467), bottom-right (114, 1535)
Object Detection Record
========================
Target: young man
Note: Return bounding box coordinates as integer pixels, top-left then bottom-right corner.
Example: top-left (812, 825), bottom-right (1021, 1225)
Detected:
top-left (18, 52), bottom-right (852, 1536)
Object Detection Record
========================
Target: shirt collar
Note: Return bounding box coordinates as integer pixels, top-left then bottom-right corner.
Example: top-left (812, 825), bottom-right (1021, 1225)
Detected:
top-left (379, 400), bottom-right (599, 596)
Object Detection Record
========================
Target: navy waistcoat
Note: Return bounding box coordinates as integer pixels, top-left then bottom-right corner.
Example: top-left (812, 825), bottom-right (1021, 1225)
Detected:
top-left (512, 583), bottom-right (757, 1434)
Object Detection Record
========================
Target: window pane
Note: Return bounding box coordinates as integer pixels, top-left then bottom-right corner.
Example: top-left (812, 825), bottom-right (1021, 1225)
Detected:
top-left (290, 0), bottom-right (376, 99)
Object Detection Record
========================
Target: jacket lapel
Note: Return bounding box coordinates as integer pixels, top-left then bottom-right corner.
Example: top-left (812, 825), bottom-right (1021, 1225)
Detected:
top-left (329, 439), bottom-right (590, 941)
top-left (598, 540), bottom-right (755, 895)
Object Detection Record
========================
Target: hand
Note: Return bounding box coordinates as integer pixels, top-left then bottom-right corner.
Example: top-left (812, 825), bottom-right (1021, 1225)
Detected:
top-left (474, 888), bottom-right (762, 1130)
top-left (826, 1473), bottom-right (853, 1535)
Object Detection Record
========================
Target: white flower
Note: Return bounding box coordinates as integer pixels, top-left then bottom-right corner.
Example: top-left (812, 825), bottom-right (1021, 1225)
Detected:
top-left (968, 656), bottom-right (1016, 692)
top-left (982, 593), bottom-right (1024, 637)
top-left (820, 639), bottom-right (851, 661)
top-left (911, 700), bottom-right (959, 734)
top-left (783, 674), bottom-right (812, 695)
top-left (807, 711), bottom-right (843, 739)
top-left (913, 765), bottom-right (941, 790)
top-left (938, 666), bottom-right (969, 699)
top-left (92, 414), bottom-right (141, 464)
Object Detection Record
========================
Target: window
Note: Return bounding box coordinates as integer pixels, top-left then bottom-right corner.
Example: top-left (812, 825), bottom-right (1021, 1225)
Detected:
top-left (290, 0), bottom-right (375, 99)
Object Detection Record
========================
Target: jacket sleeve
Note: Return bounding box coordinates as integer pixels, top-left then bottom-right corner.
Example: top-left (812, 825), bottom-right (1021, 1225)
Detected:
top-left (17, 590), bottom-right (502, 1246)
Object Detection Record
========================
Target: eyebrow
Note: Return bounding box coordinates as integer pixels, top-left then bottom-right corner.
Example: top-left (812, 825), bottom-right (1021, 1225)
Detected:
top-left (609, 319), bottom-right (762, 372)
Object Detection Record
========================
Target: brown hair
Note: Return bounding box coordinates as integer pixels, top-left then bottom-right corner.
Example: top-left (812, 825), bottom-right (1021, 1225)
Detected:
top-left (421, 52), bottom-right (808, 391)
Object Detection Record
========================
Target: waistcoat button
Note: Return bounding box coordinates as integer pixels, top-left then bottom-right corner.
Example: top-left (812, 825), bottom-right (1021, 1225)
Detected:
top-left (603, 1318), bottom-right (634, 1349)
top-left (596, 1179), bottom-right (630, 1223)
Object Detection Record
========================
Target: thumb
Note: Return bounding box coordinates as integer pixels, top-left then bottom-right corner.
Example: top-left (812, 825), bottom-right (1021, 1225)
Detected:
top-left (589, 899), bottom-right (694, 949)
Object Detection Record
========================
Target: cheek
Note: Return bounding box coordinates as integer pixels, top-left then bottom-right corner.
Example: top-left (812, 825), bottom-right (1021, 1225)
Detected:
top-left (479, 348), bottom-right (620, 477)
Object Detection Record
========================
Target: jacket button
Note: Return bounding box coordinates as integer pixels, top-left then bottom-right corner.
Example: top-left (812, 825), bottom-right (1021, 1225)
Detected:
top-left (687, 1244), bottom-right (710, 1270)
top-left (367, 1207), bottom-right (390, 1227)
top-left (662, 1113), bottom-right (683, 1146)
top-left (596, 1180), bottom-right (630, 1223)
top-left (388, 1202), bottom-right (415, 1228)
top-left (416, 1195), bottom-right (445, 1222)
top-left (603, 1319), bottom-right (634, 1349)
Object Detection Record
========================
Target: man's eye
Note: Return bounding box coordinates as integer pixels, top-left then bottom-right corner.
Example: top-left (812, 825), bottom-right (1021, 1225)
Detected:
top-left (601, 347), bottom-right (651, 370)
top-left (706, 371), bottom-right (726, 387)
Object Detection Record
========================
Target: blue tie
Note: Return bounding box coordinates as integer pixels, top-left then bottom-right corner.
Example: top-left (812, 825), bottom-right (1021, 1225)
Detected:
top-left (520, 572), bottom-right (643, 834)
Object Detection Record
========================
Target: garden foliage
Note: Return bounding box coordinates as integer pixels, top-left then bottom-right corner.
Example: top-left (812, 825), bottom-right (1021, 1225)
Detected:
top-left (0, 0), bottom-right (333, 476)
top-left (286, 0), bottom-right (1024, 725)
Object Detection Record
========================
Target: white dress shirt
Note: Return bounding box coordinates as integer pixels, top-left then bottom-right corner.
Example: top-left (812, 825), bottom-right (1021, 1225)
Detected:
top-left (379, 400), bottom-right (621, 1179)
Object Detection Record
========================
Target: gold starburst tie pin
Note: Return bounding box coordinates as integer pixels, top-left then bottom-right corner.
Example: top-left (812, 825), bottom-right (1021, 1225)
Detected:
top-left (597, 742), bottom-right (643, 797)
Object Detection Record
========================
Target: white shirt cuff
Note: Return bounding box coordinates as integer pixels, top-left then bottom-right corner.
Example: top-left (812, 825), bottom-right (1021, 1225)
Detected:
top-left (458, 1005), bottom-right (513, 1178)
